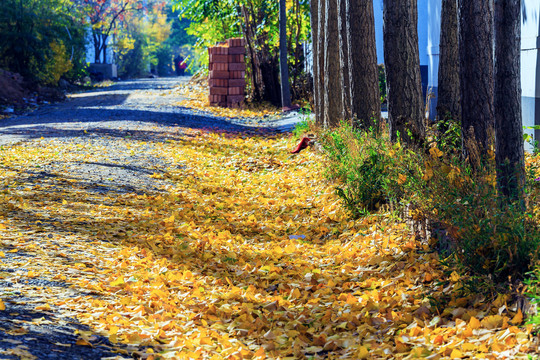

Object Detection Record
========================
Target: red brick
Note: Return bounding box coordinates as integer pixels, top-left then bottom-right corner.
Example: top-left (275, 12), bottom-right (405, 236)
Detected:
top-left (228, 79), bottom-right (246, 87)
top-left (228, 54), bottom-right (244, 63)
top-left (227, 38), bottom-right (246, 47)
top-left (209, 63), bottom-right (228, 71)
top-left (210, 94), bottom-right (227, 102)
top-left (229, 71), bottom-right (245, 79)
top-left (210, 87), bottom-right (228, 95)
top-left (209, 70), bottom-right (230, 79)
top-left (209, 79), bottom-right (228, 87)
top-left (228, 63), bottom-right (246, 71)
top-left (227, 95), bottom-right (245, 103)
top-left (209, 54), bottom-right (228, 63)
top-left (228, 87), bottom-right (244, 95)
top-left (228, 46), bottom-right (246, 55)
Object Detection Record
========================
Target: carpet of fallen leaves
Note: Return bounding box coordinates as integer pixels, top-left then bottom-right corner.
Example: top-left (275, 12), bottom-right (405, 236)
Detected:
top-left (172, 83), bottom-right (280, 121)
top-left (0, 128), bottom-right (539, 360)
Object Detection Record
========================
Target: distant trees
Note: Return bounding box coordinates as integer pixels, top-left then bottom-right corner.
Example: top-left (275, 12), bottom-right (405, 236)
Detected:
top-left (0, 0), bottom-right (86, 85)
top-left (77, 0), bottom-right (137, 64)
top-left (175, 0), bottom-right (311, 106)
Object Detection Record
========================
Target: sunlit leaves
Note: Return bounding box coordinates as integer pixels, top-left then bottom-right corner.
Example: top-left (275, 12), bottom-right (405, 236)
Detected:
top-left (0, 125), bottom-right (537, 358)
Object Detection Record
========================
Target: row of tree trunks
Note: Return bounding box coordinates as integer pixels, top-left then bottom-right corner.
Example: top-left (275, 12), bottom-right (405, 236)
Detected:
top-left (337, 0), bottom-right (351, 121)
top-left (310, 0), bottom-right (319, 125)
top-left (312, 0), bottom-right (381, 130)
top-left (440, 0), bottom-right (524, 201)
top-left (310, 0), bottom-right (524, 203)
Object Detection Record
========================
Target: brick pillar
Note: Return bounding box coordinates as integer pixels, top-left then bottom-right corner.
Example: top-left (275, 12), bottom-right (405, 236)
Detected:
top-left (208, 38), bottom-right (246, 108)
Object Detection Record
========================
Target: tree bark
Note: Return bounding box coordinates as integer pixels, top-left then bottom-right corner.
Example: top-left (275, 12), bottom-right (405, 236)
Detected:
top-left (316, 0), bottom-right (326, 126)
top-left (348, 0), bottom-right (380, 130)
top-left (383, 0), bottom-right (425, 145)
top-left (459, 0), bottom-right (495, 162)
top-left (310, 0), bottom-right (319, 123)
top-left (494, 0), bottom-right (525, 203)
top-left (323, 0), bottom-right (343, 127)
top-left (279, 0), bottom-right (292, 108)
top-left (437, 0), bottom-right (460, 125)
top-left (337, 0), bottom-right (351, 120)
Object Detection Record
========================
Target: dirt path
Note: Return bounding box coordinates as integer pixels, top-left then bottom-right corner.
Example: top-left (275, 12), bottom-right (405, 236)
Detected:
top-left (0, 78), bottom-right (294, 359)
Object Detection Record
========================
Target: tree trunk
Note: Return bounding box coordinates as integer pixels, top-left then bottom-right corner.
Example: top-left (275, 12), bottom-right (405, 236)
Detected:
top-left (494, 0), bottom-right (525, 203)
top-left (310, 0), bottom-right (319, 122)
top-left (383, 0), bottom-right (425, 145)
top-left (279, 0), bottom-right (292, 108)
top-left (102, 33), bottom-right (108, 64)
top-left (323, 0), bottom-right (343, 127)
top-left (437, 0), bottom-right (460, 126)
top-left (337, 0), bottom-right (351, 120)
top-left (348, 0), bottom-right (380, 130)
top-left (459, 0), bottom-right (494, 162)
top-left (93, 31), bottom-right (101, 63)
top-left (316, 0), bottom-right (326, 126)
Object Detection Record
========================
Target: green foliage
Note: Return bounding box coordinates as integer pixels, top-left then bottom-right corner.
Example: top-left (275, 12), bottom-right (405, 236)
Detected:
top-left (378, 64), bottom-right (387, 105)
top-left (118, 34), bottom-right (147, 78)
top-left (435, 114), bottom-right (462, 155)
top-left (320, 122), bottom-right (420, 217)
top-left (524, 125), bottom-right (540, 154)
top-left (173, 0), bottom-right (311, 102)
top-left (0, 0), bottom-right (86, 85)
top-left (115, 2), bottom-right (172, 78)
top-left (321, 122), bottom-right (540, 283)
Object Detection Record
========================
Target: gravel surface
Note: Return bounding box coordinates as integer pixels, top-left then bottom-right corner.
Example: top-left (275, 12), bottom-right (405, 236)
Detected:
top-left (0, 77), bottom-right (302, 359)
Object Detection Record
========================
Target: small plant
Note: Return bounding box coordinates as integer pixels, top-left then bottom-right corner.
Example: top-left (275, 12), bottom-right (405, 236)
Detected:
top-left (292, 116), bottom-right (312, 140)
top-left (524, 125), bottom-right (540, 154)
top-left (319, 122), bottom-right (419, 217)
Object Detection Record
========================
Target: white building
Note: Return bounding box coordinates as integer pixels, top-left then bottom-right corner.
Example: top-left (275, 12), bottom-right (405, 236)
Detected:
top-left (372, 0), bottom-right (540, 149)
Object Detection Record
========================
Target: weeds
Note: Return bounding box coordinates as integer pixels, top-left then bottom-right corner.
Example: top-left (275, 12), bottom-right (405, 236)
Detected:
top-left (319, 121), bottom-right (540, 283)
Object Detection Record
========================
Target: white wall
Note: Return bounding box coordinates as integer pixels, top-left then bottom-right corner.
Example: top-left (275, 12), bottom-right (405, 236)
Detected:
top-left (521, 0), bottom-right (540, 150)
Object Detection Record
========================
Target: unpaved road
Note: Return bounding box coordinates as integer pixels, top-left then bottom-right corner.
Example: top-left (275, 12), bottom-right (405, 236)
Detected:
top-left (0, 77), bottom-right (298, 359)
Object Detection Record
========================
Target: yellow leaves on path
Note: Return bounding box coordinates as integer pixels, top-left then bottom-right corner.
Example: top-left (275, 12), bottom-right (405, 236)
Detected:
top-left (173, 83), bottom-right (280, 120)
top-left (0, 128), bottom-right (537, 359)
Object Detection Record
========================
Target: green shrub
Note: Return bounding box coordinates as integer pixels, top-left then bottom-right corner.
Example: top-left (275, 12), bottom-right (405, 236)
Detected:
top-left (320, 122), bottom-right (420, 217)
top-left (320, 121), bottom-right (540, 282)
top-left (0, 0), bottom-right (85, 85)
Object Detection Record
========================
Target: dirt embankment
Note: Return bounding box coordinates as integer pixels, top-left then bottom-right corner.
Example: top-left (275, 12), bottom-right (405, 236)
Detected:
top-left (0, 69), bottom-right (66, 112)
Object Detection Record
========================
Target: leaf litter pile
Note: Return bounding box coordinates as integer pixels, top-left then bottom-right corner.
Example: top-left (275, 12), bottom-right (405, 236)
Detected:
top-left (0, 126), bottom-right (538, 359)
